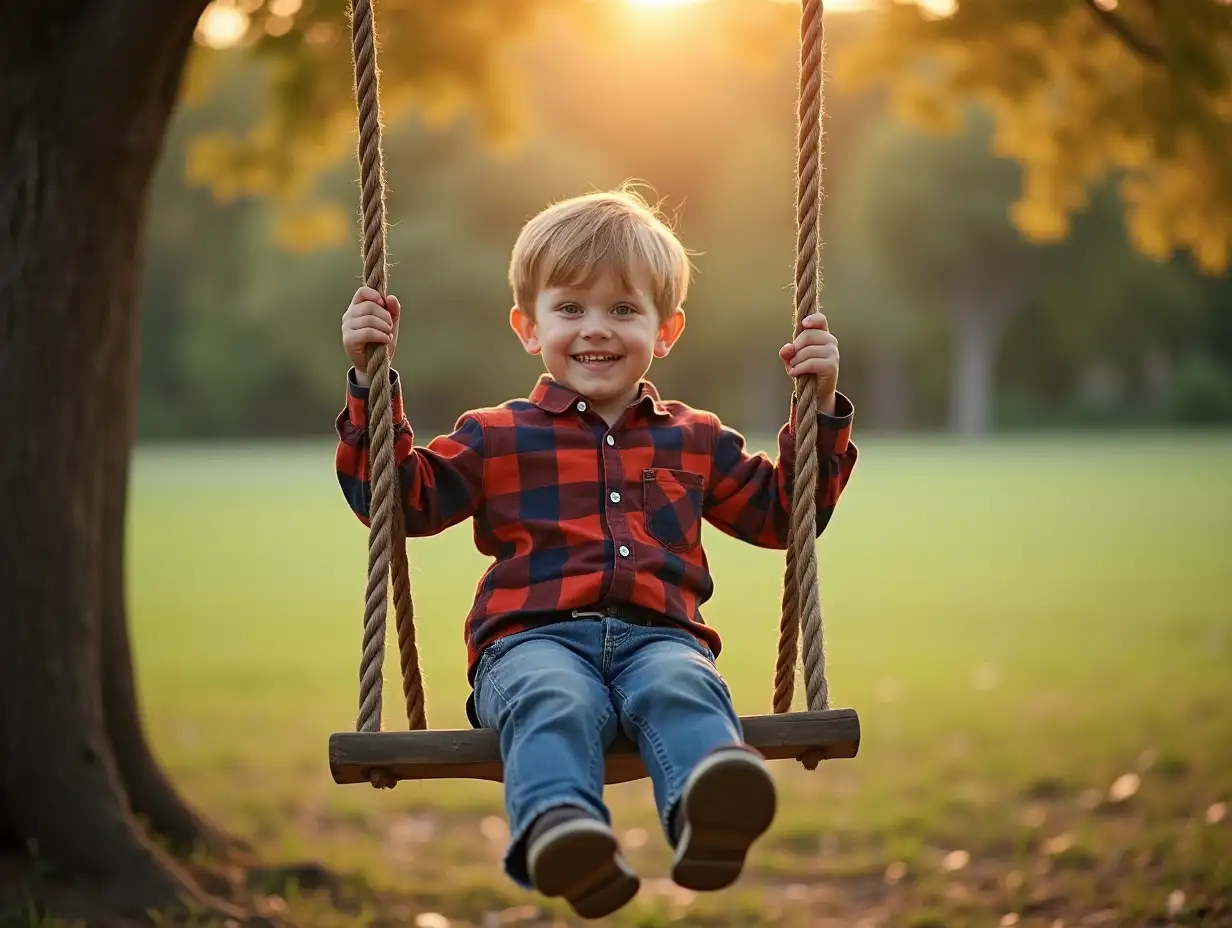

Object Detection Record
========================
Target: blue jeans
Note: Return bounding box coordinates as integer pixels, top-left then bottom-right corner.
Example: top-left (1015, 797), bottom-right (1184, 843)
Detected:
top-left (471, 616), bottom-right (745, 889)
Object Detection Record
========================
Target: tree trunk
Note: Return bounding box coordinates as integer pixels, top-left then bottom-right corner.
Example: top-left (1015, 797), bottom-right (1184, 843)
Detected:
top-left (0, 2), bottom-right (245, 918)
top-left (947, 286), bottom-right (1020, 436)
top-left (867, 347), bottom-right (914, 431)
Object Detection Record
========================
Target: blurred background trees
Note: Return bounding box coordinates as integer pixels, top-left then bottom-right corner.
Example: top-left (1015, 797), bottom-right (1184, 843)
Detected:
top-left (146, 0), bottom-right (1232, 441)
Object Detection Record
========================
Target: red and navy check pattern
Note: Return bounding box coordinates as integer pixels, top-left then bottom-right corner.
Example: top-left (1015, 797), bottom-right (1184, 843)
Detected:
top-left (335, 370), bottom-right (858, 680)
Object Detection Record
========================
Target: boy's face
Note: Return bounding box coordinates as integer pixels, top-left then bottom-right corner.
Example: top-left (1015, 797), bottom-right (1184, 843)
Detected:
top-left (510, 265), bottom-right (685, 417)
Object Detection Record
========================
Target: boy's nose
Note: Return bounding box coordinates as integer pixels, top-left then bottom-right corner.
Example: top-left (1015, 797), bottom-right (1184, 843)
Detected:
top-left (580, 316), bottom-right (612, 338)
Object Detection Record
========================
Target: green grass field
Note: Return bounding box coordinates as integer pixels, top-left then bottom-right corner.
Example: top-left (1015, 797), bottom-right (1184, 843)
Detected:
top-left (125, 433), bottom-right (1232, 927)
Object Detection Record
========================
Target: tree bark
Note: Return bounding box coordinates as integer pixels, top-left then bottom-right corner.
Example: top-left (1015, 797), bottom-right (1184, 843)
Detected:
top-left (0, 1), bottom-right (246, 918)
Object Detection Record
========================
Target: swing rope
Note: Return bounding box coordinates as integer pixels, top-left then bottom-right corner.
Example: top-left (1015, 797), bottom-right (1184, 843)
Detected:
top-left (351, 0), bottom-right (427, 752)
top-left (774, 0), bottom-right (829, 718)
top-left (347, 0), bottom-right (829, 765)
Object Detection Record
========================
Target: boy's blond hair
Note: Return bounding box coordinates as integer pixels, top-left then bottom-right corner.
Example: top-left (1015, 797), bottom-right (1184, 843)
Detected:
top-left (509, 186), bottom-right (692, 317)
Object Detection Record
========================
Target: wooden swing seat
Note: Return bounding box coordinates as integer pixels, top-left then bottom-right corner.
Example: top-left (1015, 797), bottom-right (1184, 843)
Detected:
top-left (329, 707), bottom-right (859, 785)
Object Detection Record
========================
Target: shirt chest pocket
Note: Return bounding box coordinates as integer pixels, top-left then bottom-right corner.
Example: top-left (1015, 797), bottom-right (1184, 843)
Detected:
top-left (642, 467), bottom-right (704, 552)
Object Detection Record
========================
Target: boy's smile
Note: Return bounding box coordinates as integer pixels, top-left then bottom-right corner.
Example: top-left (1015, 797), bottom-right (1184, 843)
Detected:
top-left (511, 265), bottom-right (685, 423)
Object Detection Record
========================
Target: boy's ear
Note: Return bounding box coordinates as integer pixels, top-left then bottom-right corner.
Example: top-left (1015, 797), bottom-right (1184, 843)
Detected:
top-left (653, 307), bottom-right (686, 359)
top-left (509, 305), bottom-right (541, 355)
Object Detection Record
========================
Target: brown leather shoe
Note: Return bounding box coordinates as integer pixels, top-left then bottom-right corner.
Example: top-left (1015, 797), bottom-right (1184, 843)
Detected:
top-left (527, 807), bottom-right (640, 919)
top-left (670, 747), bottom-right (777, 891)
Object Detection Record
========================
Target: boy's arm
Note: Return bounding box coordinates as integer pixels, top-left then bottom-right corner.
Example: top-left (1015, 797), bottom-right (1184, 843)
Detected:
top-left (335, 367), bottom-right (484, 535)
top-left (704, 392), bottom-right (857, 549)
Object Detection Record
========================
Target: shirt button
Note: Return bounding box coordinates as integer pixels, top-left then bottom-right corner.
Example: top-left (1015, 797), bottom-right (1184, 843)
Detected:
top-left (610, 491), bottom-right (621, 503)
top-left (606, 435), bottom-right (615, 446)
top-left (576, 401), bottom-right (587, 412)
top-left (618, 545), bottom-right (630, 557)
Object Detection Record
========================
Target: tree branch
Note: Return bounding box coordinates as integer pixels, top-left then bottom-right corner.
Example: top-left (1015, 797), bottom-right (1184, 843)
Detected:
top-left (1079, 0), bottom-right (1164, 63)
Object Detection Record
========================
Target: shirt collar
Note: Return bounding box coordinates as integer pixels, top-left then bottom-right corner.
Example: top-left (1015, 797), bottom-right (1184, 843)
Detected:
top-left (529, 374), bottom-right (671, 419)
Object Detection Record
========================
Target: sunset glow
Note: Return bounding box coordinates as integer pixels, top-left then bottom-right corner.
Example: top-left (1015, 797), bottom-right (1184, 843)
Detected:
top-left (623, 0), bottom-right (957, 15)
top-left (814, 0), bottom-right (956, 11)
top-left (196, 2), bottom-right (248, 49)
top-left (196, 0), bottom-right (957, 51)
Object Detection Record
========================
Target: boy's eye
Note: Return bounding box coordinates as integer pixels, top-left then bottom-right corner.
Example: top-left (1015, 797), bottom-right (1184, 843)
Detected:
top-left (612, 304), bottom-right (637, 315)
top-left (558, 303), bottom-right (583, 314)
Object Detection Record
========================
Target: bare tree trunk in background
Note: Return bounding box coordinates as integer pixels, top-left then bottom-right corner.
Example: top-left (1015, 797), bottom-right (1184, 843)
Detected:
top-left (948, 285), bottom-right (1021, 436)
top-left (867, 348), bottom-right (914, 431)
top-left (0, 2), bottom-right (247, 917)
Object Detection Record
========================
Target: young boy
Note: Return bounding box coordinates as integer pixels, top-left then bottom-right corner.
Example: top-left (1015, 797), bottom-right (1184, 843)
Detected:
top-left (335, 189), bottom-right (857, 920)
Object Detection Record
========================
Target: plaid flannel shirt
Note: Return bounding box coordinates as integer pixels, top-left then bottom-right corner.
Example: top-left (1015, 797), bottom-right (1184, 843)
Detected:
top-left (335, 370), bottom-right (858, 682)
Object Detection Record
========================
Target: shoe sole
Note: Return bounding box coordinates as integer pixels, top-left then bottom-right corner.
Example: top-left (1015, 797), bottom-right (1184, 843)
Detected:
top-left (671, 749), bottom-right (777, 892)
top-left (528, 819), bottom-right (640, 920)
